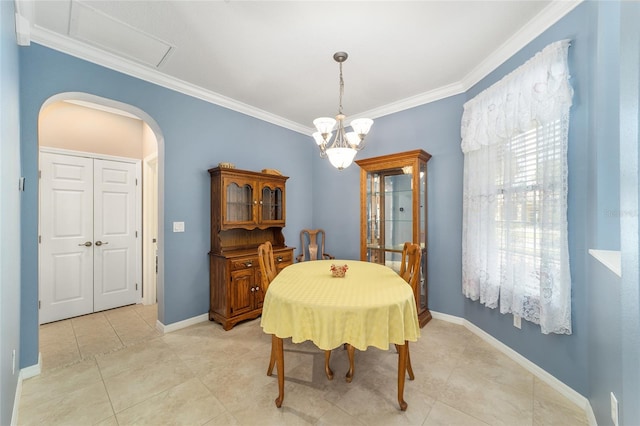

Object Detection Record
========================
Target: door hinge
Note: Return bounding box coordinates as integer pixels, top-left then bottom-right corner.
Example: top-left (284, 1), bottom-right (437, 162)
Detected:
top-left (136, 283), bottom-right (138, 290)
top-left (38, 235), bottom-right (41, 244)
top-left (38, 170), bottom-right (41, 179)
top-left (38, 300), bottom-right (41, 309)
top-left (136, 178), bottom-right (138, 186)
top-left (136, 231), bottom-right (138, 238)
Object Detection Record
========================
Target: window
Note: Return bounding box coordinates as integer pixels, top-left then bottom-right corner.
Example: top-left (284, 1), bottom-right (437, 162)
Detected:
top-left (460, 40), bottom-right (572, 335)
top-left (496, 122), bottom-right (563, 298)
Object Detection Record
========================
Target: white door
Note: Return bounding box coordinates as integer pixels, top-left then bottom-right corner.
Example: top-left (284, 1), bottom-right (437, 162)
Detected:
top-left (40, 153), bottom-right (139, 324)
top-left (93, 159), bottom-right (138, 311)
top-left (39, 153), bottom-right (95, 323)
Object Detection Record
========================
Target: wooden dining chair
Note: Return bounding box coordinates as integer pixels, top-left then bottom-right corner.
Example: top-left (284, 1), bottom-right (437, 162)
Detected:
top-left (258, 241), bottom-right (277, 293)
top-left (259, 241), bottom-right (278, 376)
top-left (296, 229), bottom-right (334, 262)
top-left (396, 241), bottom-right (422, 380)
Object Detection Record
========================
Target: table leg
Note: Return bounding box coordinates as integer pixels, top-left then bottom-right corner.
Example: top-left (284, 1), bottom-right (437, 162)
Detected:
top-left (406, 344), bottom-right (415, 381)
top-left (397, 341), bottom-right (408, 411)
top-left (267, 339), bottom-right (276, 376)
top-left (345, 344), bottom-right (355, 383)
top-left (272, 335), bottom-right (284, 408)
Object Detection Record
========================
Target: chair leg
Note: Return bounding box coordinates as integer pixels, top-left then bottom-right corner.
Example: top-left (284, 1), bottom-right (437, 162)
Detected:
top-left (345, 344), bottom-right (355, 383)
top-left (324, 350), bottom-right (334, 380)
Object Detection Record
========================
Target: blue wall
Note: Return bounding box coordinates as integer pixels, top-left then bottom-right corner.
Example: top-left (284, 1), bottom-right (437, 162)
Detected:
top-left (0, 1), bottom-right (22, 424)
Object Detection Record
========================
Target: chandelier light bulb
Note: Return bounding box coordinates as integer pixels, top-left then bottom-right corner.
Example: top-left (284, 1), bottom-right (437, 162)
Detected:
top-left (313, 117), bottom-right (336, 136)
top-left (350, 118), bottom-right (373, 137)
top-left (326, 147), bottom-right (358, 171)
top-left (312, 132), bottom-right (328, 146)
top-left (345, 132), bottom-right (361, 146)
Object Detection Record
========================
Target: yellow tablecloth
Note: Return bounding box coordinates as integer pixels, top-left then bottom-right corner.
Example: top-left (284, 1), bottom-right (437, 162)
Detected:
top-left (260, 259), bottom-right (420, 351)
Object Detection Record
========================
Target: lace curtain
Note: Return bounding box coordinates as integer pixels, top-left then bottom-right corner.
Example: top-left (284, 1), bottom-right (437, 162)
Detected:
top-left (460, 40), bottom-right (573, 334)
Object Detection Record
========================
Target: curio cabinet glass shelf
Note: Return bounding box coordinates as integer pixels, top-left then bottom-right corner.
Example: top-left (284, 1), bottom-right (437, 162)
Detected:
top-left (356, 149), bottom-right (432, 327)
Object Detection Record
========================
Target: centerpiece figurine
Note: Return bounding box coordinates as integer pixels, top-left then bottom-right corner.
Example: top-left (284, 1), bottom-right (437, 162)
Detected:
top-left (330, 264), bottom-right (348, 278)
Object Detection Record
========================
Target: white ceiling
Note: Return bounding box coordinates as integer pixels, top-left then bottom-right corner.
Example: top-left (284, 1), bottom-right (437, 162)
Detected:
top-left (17, 0), bottom-right (581, 134)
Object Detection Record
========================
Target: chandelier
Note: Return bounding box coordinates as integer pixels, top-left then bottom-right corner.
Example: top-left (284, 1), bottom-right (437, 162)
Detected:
top-left (312, 52), bottom-right (373, 170)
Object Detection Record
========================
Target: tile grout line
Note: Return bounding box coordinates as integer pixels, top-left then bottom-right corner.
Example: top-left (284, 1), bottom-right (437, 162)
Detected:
top-left (69, 317), bottom-right (83, 364)
top-left (103, 311), bottom-right (127, 348)
top-left (95, 361), bottom-right (120, 425)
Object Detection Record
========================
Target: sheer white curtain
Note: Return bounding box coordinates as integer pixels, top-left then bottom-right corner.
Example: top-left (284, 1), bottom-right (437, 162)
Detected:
top-left (460, 40), bottom-right (573, 334)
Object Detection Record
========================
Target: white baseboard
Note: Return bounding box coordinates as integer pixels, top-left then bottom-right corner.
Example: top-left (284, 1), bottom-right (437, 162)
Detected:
top-left (11, 372), bottom-right (22, 426)
top-left (12, 353), bottom-right (42, 426)
top-left (20, 353), bottom-right (41, 379)
top-left (431, 310), bottom-right (465, 325)
top-left (430, 311), bottom-right (594, 423)
top-left (156, 313), bottom-right (209, 334)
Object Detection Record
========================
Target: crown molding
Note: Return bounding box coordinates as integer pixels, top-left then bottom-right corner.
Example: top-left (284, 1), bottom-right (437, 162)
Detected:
top-left (460, 0), bottom-right (583, 91)
top-left (355, 81), bottom-right (467, 123)
top-left (27, 0), bottom-right (581, 136)
top-left (29, 26), bottom-right (311, 135)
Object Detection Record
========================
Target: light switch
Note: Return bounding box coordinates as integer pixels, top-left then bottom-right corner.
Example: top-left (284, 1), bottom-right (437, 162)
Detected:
top-left (173, 221), bottom-right (185, 232)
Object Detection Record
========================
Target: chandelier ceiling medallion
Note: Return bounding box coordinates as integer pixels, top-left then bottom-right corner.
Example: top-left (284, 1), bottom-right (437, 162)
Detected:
top-left (312, 52), bottom-right (373, 170)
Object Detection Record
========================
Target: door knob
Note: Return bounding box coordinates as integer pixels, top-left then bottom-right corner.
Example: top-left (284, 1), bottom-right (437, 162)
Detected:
top-left (95, 241), bottom-right (109, 246)
top-left (78, 241), bottom-right (92, 247)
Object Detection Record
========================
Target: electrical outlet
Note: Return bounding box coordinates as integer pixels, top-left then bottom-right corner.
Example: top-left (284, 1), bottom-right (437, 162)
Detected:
top-left (513, 315), bottom-right (522, 329)
top-left (611, 392), bottom-right (619, 426)
top-left (172, 221), bottom-right (185, 233)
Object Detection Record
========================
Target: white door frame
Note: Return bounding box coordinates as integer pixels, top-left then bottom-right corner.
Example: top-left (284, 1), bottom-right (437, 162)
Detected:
top-left (39, 147), bottom-right (143, 316)
top-left (142, 153), bottom-right (158, 305)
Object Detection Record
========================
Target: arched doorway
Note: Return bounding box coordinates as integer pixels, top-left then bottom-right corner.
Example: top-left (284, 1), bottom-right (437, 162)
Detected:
top-left (37, 93), bottom-right (164, 327)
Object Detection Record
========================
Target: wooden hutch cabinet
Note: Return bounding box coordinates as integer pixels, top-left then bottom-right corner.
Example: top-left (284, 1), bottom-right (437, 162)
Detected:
top-left (208, 167), bottom-right (294, 330)
top-left (355, 149), bottom-right (432, 327)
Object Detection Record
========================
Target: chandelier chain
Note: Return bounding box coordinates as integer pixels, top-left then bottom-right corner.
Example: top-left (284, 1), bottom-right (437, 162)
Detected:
top-left (338, 62), bottom-right (344, 115)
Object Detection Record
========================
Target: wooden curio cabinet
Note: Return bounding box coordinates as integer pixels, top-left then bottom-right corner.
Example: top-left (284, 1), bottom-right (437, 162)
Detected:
top-left (355, 150), bottom-right (432, 327)
top-left (209, 167), bottom-right (294, 330)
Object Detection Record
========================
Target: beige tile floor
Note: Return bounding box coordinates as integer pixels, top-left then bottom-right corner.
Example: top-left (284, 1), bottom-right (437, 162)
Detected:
top-left (18, 304), bottom-right (589, 425)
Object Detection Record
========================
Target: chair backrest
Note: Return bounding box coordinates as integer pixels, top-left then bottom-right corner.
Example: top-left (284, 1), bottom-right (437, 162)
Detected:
top-left (399, 242), bottom-right (422, 304)
top-left (297, 229), bottom-right (331, 261)
top-left (258, 241), bottom-right (277, 291)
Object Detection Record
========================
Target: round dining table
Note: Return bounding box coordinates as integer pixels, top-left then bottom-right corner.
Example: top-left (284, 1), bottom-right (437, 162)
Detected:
top-left (260, 259), bottom-right (420, 410)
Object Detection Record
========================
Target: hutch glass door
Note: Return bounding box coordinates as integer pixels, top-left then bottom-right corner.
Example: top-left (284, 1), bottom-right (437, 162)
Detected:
top-left (225, 181), bottom-right (254, 223)
top-left (366, 170), bottom-right (414, 270)
top-left (261, 185), bottom-right (284, 222)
